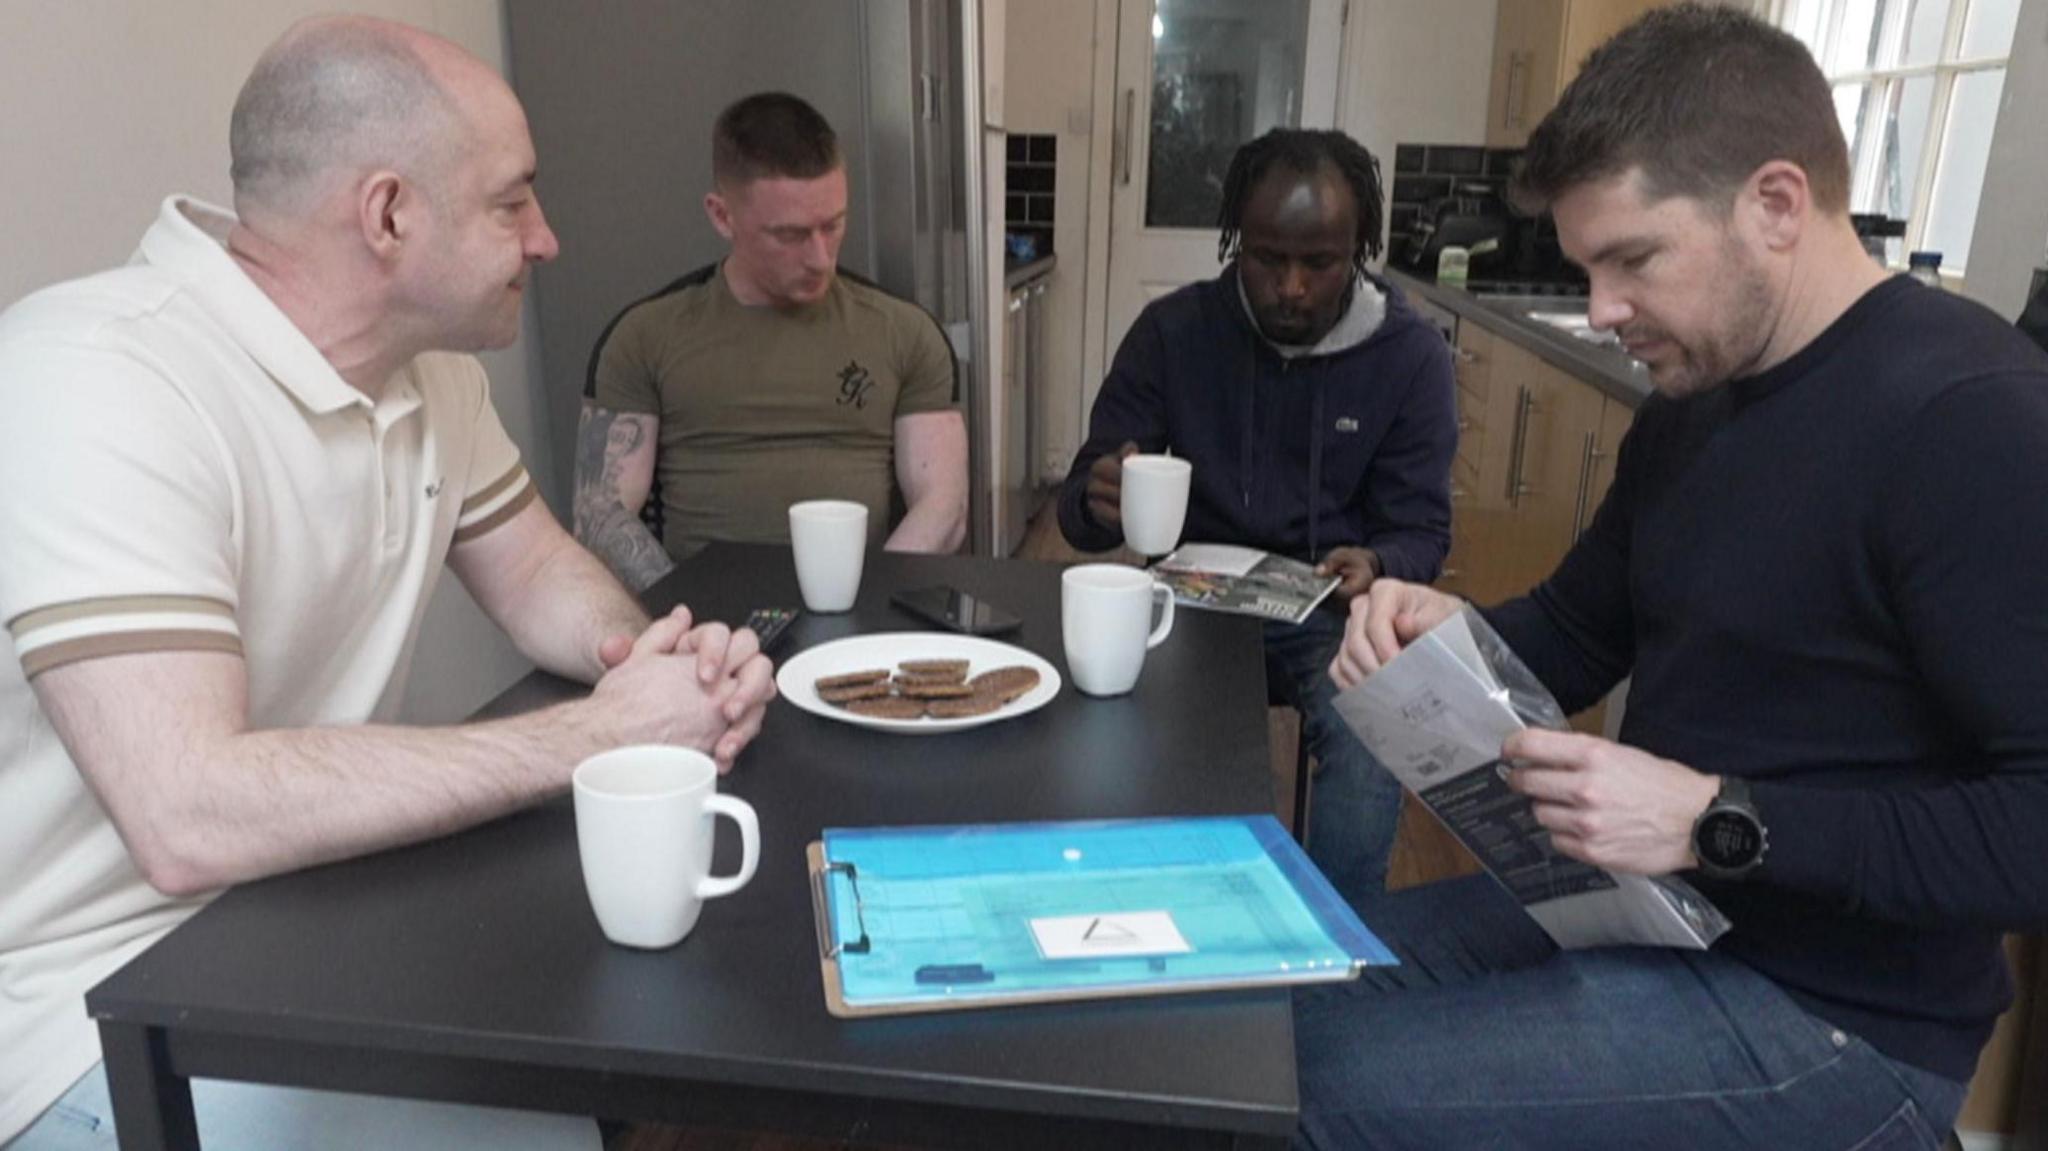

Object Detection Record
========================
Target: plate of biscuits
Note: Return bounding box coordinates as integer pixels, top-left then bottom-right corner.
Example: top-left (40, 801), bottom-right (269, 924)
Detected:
top-left (775, 632), bottom-right (1062, 733)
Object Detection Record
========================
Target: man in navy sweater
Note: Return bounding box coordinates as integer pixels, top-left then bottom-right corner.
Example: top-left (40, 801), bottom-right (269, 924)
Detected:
top-left (1058, 129), bottom-right (1457, 909)
top-left (1305, 6), bottom-right (2048, 1148)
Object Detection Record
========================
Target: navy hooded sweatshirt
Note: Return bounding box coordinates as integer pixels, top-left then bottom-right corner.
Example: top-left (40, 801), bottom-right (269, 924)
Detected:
top-left (1058, 267), bottom-right (1457, 578)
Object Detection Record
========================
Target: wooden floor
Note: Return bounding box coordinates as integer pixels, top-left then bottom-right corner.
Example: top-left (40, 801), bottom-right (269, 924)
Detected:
top-left (609, 500), bottom-right (1477, 1151)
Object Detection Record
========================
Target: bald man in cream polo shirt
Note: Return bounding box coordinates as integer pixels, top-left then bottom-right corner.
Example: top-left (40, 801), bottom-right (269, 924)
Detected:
top-left (0, 17), bottom-right (777, 1151)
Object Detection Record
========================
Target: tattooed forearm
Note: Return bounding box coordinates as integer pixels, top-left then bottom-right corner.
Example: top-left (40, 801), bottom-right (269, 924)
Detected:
top-left (572, 404), bottom-right (672, 592)
top-left (579, 503), bottom-right (674, 593)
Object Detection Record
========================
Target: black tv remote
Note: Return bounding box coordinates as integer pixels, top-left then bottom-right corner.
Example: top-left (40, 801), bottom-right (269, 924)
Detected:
top-left (741, 607), bottom-right (799, 654)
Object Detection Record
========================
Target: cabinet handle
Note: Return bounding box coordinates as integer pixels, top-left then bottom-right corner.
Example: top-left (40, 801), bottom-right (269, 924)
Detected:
top-left (1569, 431), bottom-right (1598, 540)
top-left (1454, 346), bottom-right (1481, 365)
top-left (1118, 88), bottom-right (1136, 185)
top-left (1450, 484), bottom-right (1470, 502)
top-left (1505, 51), bottom-right (1528, 130)
top-left (1456, 417), bottom-right (1473, 433)
top-left (1008, 296), bottom-right (1025, 314)
top-left (1506, 385), bottom-right (1538, 508)
top-left (1439, 568), bottom-right (1462, 582)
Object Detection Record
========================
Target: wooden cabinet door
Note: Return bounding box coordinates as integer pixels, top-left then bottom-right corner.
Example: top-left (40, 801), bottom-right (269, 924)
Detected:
top-left (1483, 341), bottom-right (1605, 593)
top-left (1577, 396), bottom-right (1634, 541)
top-left (1491, 0), bottom-right (1667, 148)
top-left (1561, 0), bottom-right (1665, 82)
top-left (1488, 0), bottom-right (1568, 148)
top-left (1441, 325), bottom-right (1523, 606)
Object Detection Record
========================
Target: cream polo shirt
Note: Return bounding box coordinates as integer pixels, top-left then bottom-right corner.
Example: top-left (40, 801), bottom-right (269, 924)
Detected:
top-left (0, 197), bottom-right (537, 1140)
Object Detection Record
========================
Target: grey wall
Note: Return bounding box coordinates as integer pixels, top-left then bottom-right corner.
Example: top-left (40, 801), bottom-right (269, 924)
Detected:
top-left (506, 0), bottom-right (878, 512)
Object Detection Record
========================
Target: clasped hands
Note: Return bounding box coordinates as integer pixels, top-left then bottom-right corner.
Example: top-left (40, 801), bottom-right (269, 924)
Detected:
top-left (593, 606), bottom-right (778, 772)
top-left (1329, 580), bottom-right (1718, 876)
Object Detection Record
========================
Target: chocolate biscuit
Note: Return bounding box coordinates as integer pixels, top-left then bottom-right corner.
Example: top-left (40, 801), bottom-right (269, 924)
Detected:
top-left (898, 659), bottom-right (970, 679)
top-left (818, 680), bottom-right (892, 704)
top-left (927, 694), bottom-right (1005, 719)
top-left (969, 666), bottom-right (1041, 703)
top-left (845, 696), bottom-right (928, 720)
top-left (816, 669), bottom-right (891, 691)
top-left (896, 680), bottom-right (977, 699)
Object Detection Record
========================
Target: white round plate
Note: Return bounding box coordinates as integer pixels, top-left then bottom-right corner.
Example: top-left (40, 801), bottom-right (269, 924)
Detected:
top-left (775, 632), bottom-right (1062, 734)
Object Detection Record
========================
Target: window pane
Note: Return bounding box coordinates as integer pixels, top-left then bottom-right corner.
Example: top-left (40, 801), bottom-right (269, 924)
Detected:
top-left (1143, 0), bottom-right (1310, 229)
top-left (1899, 0), bottom-right (1952, 66)
top-left (1836, 82), bottom-right (1879, 206)
top-left (1873, 74), bottom-right (1935, 220)
top-left (1922, 67), bottom-right (2006, 270)
top-left (1835, 82), bottom-right (1871, 162)
top-left (1785, 0), bottom-right (1830, 57)
top-left (1961, 0), bottom-right (2021, 58)
top-left (1831, 0), bottom-right (1885, 71)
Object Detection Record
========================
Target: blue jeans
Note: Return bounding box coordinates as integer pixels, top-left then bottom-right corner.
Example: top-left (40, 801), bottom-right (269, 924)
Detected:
top-left (5, 1061), bottom-right (601, 1151)
top-left (1266, 610), bottom-right (1403, 910)
top-left (1293, 879), bottom-right (1969, 1150)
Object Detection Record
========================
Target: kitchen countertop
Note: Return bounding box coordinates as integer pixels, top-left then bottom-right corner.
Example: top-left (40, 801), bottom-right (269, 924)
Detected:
top-left (1004, 253), bottom-right (1056, 290)
top-left (1387, 268), bottom-right (1653, 409)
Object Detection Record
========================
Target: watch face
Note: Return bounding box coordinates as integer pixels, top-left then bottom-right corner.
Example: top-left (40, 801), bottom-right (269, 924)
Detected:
top-left (1697, 809), bottom-right (1765, 870)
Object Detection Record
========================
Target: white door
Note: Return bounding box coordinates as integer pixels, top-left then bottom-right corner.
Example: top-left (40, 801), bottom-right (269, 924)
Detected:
top-left (1101, 0), bottom-right (1345, 367)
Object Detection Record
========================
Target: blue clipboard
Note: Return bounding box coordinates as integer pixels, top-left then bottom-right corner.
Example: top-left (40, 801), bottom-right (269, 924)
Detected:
top-left (807, 815), bottom-right (1396, 1017)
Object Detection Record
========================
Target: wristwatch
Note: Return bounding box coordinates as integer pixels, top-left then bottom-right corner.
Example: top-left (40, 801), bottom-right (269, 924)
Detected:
top-left (1691, 776), bottom-right (1768, 880)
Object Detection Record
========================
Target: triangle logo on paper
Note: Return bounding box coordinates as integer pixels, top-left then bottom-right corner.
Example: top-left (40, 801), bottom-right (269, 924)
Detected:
top-left (1082, 917), bottom-right (1140, 944)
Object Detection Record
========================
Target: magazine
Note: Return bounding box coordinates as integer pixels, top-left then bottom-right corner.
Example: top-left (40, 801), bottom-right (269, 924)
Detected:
top-left (1151, 544), bottom-right (1341, 626)
top-left (1329, 608), bottom-right (1731, 951)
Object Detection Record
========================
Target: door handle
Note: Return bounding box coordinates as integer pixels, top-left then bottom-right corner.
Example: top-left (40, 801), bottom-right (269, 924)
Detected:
top-left (1506, 51), bottom-right (1528, 130)
top-left (1118, 88), bottom-right (1136, 186)
top-left (1570, 431), bottom-right (1597, 540)
top-left (1572, 442), bottom-right (1613, 541)
top-left (1506, 385), bottom-right (1538, 508)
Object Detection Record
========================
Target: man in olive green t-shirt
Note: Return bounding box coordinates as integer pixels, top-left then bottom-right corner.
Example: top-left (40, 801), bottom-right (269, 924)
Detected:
top-left (575, 93), bottom-right (967, 590)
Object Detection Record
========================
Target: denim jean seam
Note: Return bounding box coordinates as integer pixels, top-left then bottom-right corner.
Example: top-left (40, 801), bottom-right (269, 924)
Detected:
top-left (1842, 1099), bottom-right (1937, 1151)
top-left (1313, 1044), bottom-right (1851, 1116)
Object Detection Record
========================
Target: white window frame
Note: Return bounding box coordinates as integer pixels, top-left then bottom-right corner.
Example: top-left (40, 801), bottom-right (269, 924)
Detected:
top-left (1764, 0), bottom-right (2013, 271)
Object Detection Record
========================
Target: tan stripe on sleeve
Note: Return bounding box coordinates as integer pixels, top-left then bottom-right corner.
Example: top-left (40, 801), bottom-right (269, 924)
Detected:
top-left (461, 464), bottom-right (529, 516)
top-left (452, 483), bottom-right (539, 544)
top-left (22, 630), bottom-right (244, 678)
top-left (10, 595), bottom-right (234, 637)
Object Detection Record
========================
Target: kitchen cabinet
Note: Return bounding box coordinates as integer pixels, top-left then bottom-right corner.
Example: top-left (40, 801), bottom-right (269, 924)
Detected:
top-left (1487, 0), bottom-right (1668, 148)
top-left (1438, 319), bottom-right (1634, 733)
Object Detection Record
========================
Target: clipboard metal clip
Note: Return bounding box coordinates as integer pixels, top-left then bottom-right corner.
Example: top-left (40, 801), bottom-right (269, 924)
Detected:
top-left (811, 859), bottom-right (871, 959)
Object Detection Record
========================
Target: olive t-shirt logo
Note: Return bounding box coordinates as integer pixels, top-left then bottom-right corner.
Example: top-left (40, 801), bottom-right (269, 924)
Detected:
top-left (836, 360), bottom-right (876, 409)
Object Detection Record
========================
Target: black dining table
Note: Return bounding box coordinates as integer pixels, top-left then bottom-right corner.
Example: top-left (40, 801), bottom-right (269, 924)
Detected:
top-left (85, 543), bottom-right (1317, 1150)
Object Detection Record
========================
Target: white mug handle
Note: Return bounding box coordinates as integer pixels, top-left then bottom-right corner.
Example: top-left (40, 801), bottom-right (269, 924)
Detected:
top-left (1145, 582), bottom-right (1176, 649)
top-left (694, 794), bottom-right (760, 900)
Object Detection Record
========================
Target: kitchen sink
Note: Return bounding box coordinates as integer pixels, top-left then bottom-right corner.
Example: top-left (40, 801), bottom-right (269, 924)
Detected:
top-left (1525, 309), bottom-right (1622, 349)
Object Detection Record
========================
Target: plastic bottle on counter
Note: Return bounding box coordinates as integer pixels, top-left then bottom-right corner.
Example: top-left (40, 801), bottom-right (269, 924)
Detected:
top-left (1907, 251), bottom-right (1944, 289)
top-left (1436, 245), bottom-right (1470, 287)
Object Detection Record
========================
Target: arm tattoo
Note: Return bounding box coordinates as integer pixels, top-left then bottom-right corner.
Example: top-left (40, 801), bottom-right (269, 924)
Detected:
top-left (573, 405), bottom-right (673, 593)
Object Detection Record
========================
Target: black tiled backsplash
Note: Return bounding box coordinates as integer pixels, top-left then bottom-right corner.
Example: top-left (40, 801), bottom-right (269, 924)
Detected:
top-left (1388, 141), bottom-right (1523, 266)
top-left (1005, 133), bottom-right (1056, 262)
top-left (1429, 145), bottom-right (1487, 177)
top-left (1392, 174), bottom-right (1452, 204)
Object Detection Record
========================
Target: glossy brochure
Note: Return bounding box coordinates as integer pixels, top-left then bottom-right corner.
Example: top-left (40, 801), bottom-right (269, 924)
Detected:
top-left (1331, 608), bottom-right (1731, 951)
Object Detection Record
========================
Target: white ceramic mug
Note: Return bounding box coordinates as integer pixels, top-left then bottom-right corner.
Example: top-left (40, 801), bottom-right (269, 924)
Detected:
top-left (573, 746), bottom-right (760, 950)
top-left (1062, 563), bottom-right (1176, 697)
top-left (788, 499), bottom-right (869, 613)
top-left (1120, 454), bottom-right (1193, 556)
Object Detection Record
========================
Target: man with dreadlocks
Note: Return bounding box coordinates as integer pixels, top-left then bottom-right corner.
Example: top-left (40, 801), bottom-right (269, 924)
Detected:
top-left (1057, 129), bottom-right (1456, 910)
